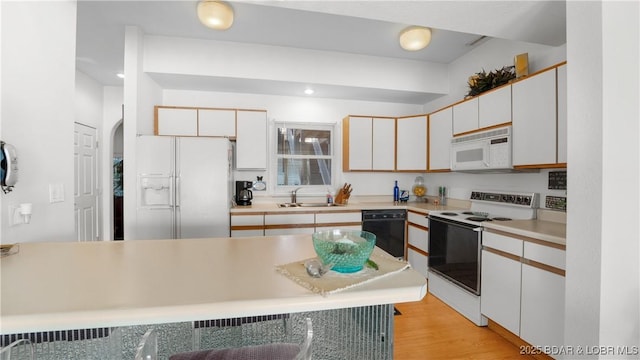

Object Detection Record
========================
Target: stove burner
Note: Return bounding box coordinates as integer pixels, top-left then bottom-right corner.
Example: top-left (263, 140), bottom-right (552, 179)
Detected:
top-left (466, 216), bottom-right (492, 222)
top-left (440, 212), bottom-right (459, 216)
top-left (462, 211), bottom-right (474, 215)
top-left (492, 217), bottom-right (512, 221)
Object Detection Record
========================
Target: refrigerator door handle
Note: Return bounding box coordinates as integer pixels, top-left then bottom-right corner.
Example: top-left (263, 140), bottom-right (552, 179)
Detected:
top-left (168, 172), bottom-right (175, 207)
top-left (175, 206), bottom-right (181, 239)
top-left (175, 175), bottom-right (181, 208)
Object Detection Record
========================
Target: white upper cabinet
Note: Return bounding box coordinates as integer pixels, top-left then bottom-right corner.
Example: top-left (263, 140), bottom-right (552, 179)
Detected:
top-left (343, 116), bottom-right (396, 171)
top-left (396, 115), bottom-right (427, 171)
top-left (478, 85), bottom-right (512, 128)
top-left (452, 97), bottom-right (478, 135)
top-left (236, 110), bottom-right (267, 169)
top-left (453, 85), bottom-right (511, 136)
top-left (372, 118), bottom-right (396, 171)
top-left (198, 109), bottom-right (236, 137)
top-left (344, 116), bottom-right (373, 170)
top-left (512, 67), bottom-right (558, 166)
top-left (556, 64), bottom-right (567, 164)
top-left (156, 106), bottom-right (237, 137)
top-left (428, 107), bottom-right (453, 171)
top-left (156, 107), bottom-right (198, 136)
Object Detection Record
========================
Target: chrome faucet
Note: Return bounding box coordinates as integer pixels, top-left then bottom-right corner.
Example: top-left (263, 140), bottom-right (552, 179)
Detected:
top-left (291, 187), bottom-right (302, 203)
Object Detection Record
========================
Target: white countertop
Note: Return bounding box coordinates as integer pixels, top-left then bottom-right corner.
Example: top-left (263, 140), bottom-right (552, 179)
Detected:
top-left (230, 199), bottom-right (566, 246)
top-left (230, 200), bottom-right (463, 214)
top-left (0, 236), bottom-right (427, 334)
top-left (482, 219), bottom-right (566, 246)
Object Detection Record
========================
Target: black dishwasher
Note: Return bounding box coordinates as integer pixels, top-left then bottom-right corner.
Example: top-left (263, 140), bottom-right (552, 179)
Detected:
top-left (361, 209), bottom-right (407, 259)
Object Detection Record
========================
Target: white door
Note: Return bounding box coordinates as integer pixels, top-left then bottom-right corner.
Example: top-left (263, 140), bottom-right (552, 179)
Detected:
top-left (74, 123), bottom-right (99, 241)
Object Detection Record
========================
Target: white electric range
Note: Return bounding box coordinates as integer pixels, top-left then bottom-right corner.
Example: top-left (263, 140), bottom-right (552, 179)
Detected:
top-left (427, 190), bottom-right (539, 326)
top-left (429, 190), bottom-right (539, 225)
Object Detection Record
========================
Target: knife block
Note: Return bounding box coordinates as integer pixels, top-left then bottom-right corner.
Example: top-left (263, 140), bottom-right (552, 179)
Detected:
top-left (335, 184), bottom-right (351, 205)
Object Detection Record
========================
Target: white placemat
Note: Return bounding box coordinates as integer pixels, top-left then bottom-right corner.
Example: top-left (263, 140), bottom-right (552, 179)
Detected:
top-left (275, 250), bottom-right (410, 296)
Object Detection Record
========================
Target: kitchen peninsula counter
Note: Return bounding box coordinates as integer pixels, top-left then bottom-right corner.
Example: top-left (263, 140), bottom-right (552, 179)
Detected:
top-left (0, 235), bottom-right (427, 334)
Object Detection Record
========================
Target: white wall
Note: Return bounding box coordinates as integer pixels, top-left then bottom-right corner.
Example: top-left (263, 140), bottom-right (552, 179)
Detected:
top-left (565, 1), bottom-right (639, 353)
top-left (424, 37), bottom-right (566, 113)
top-left (144, 35), bottom-right (449, 95)
top-left (75, 71), bottom-right (104, 130)
top-left (101, 86), bottom-right (123, 241)
top-left (420, 170), bottom-right (566, 206)
top-left (0, 1), bottom-right (77, 243)
top-left (123, 26), bottom-right (164, 240)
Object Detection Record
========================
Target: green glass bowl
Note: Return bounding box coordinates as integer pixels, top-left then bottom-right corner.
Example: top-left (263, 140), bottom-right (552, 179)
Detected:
top-left (312, 229), bottom-right (376, 273)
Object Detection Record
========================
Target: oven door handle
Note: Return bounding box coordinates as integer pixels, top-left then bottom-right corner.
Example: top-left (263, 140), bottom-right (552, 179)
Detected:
top-left (428, 216), bottom-right (484, 232)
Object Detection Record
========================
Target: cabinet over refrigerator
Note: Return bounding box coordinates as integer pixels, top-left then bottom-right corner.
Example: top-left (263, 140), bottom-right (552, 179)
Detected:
top-left (135, 136), bottom-right (232, 240)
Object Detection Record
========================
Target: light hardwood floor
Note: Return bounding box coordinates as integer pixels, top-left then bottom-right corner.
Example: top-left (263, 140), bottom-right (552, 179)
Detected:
top-left (394, 292), bottom-right (536, 359)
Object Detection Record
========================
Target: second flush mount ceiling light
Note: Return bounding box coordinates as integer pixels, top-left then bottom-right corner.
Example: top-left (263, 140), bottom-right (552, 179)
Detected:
top-left (197, 0), bottom-right (234, 30)
top-left (399, 26), bottom-right (432, 51)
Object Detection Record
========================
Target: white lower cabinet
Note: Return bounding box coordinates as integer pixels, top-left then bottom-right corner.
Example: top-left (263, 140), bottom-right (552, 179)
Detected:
top-left (231, 229), bottom-right (264, 237)
top-left (407, 211), bottom-right (428, 277)
top-left (230, 214), bottom-right (264, 237)
top-left (481, 230), bottom-right (565, 359)
top-left (407, 224), bottom-right (428, 253)
top-left (264, 213), bottom-right (315, 236)
top-left (408, 247), bottom-right (428, 277)
top-left (232, 210), bottom-right (364, 237)
top-left (520, 264), bottom-right (565, 351)
top-left (264, 227), bottom-right (315, 236)
top-left (315, 211), bottom-right (361, 232)
top-left (481, 250), bottom-right (522, 335)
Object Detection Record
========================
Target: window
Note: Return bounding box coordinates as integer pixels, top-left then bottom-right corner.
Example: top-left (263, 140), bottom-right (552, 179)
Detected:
top-left (273, 122), bottom-right (335, 193)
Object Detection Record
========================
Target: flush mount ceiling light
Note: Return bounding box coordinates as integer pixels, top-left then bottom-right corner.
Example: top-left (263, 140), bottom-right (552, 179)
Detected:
top-left (197, 0), bottom-right (234, 30)
top-left (304, 88), bottom-right (315, 95)
top-left (399, 26), bottom-right (432, 51)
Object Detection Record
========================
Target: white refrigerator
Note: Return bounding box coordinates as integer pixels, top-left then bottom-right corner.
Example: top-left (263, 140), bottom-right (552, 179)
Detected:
top-left (135, 136), bottom-right (232, 239)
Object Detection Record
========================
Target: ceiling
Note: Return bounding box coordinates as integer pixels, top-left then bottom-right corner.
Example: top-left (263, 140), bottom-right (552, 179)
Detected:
top-left (76, 1), bottom-right (566, 104)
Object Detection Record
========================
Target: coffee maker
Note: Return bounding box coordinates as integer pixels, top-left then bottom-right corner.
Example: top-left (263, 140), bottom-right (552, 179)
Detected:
top-left (235, 180), bottom-right (253, 206)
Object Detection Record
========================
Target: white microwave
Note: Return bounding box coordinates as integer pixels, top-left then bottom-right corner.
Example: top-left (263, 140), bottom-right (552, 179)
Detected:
top-left (451, 126), bottom-right (512, 171)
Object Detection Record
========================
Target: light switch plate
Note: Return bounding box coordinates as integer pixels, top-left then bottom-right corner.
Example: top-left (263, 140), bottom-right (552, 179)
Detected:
top-left (8, 206), bottom-right (21, 226)
top-left (49, 183), bottom-right (65, 203)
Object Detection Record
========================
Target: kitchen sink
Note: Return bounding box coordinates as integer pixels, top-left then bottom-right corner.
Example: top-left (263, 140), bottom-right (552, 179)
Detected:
top-left (277, 203), bottom-right (344, 208)
top-left (299, 203), bottom-right (344, 207)
top-left (277, 203), bottom-right (299, 208)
